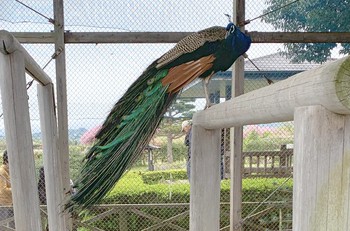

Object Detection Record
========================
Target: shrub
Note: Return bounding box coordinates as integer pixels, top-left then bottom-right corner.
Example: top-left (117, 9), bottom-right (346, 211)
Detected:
top-left (140, 169), bottom-right (188, 184)
top-left (79, 171), bottom-right (293, 230)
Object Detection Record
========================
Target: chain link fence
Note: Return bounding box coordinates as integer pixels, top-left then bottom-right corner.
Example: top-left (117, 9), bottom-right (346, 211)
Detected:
top-left (0, 0), bottom-right (348, 230)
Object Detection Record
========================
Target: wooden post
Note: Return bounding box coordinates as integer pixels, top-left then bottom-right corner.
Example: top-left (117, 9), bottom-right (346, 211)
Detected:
top-left (190, 125), bottom-right (221, 231)
top-left (293, 105), bottom-right (350, 230)
top-left (0, 50), bottom-right (42, 230)
top-left (53, 0), bottom-right (71, 229)
top-left (38, 83), bottom-right (66, 231)
top-left (230, 0), bottom-right (245, 230)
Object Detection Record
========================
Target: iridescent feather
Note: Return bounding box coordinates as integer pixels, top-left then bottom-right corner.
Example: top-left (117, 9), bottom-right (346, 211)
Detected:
top-left (66, 23), bottom-right (251, 210)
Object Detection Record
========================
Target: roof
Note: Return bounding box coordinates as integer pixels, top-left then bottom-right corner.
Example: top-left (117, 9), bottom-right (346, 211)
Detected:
top-left (244, 53), bottom-right (329, 71)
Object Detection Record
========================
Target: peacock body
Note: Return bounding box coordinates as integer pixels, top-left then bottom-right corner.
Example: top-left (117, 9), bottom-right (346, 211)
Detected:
top-left (67, 22), bottom-right (251, 210)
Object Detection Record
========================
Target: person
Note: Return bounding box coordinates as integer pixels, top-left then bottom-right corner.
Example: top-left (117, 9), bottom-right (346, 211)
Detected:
top-left (37, 166), bottom-right (49, 231)
top-left (182, 120), bottom-right (192, 180)
top-left (38, 166), bottom-right (46, 205)
top-left (182, 121), bottom-right (224, 181)
top-left (0, 150), bottom-right (14, 230)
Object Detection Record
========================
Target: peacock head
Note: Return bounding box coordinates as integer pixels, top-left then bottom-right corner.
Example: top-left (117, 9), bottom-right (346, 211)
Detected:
top-left (225, 22), bottom-right (251, 56)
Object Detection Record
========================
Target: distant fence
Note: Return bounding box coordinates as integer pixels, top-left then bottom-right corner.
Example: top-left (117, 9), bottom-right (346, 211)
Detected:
top-left (224, 145), bottom-right (293, 178)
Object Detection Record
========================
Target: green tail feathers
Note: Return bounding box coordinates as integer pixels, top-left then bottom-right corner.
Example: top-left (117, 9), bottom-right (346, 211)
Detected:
top-left (67, 67), bottom-right (177, 209)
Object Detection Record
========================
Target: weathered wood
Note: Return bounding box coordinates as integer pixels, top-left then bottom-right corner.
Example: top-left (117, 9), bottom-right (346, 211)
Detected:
top-left (190, 125), bottom-right (221, 231)
top-left (119, 210), bottom-right (128, 231)
top-left (230, 1), bottom-right (245, 230)
top-left (10, 31), bottom-right (350, 44)
top-left (70, 202), bottom-right (290, 229)
top-left (37, 83), bottom-right (65, 231)
top-left (0, 51), bottom-right (42, 230)
top-left (139, 211), bottom-right (189, 231)
top-left (0, 30), bottom-right (52, 85)
top-left (293, 105), bottom-right (350, 231)
top-left (248, 31), bottom-right (350, 43)
top-left (193, 56), bottom-right (350, 129)
top-left (342, 115), bottom-right (350, 231)
top-left (53, 0), bottom-right (71, 230)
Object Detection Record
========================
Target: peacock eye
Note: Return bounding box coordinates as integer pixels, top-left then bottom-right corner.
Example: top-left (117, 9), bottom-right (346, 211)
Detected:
top-left (230, 25), bottom-right (236, 34)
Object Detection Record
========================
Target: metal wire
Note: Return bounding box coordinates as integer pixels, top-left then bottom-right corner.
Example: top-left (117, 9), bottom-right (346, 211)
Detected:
top-left (241, 0), bottom-right (300, 26)
top-left (15, 0), bottom-right (54, 24)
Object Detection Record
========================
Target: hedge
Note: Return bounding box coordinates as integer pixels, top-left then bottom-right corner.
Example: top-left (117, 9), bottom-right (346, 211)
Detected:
top-left (140, 169), bottom-right (188, 184)
top-left (79, 170), bottom-right (293, 230)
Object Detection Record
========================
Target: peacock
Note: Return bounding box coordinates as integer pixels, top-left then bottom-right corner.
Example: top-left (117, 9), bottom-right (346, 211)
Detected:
top-left (67, 22), bottom-right (252, 210)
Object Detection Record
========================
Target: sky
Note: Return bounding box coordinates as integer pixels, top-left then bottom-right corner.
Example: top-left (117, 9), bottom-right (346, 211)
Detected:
top-left (0, 0), bottom-right (342, 134)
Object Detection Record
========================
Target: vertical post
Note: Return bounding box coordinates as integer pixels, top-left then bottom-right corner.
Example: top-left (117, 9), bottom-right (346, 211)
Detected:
top-left (119, 211), bottom-right (128, 231)
top-left (230, 0), bottom-right (245, 230)
top-left (0, 51), bottom-right (42, 230)
top-left (190, 125), bottom-right (221, 231)
top-left (293, 105), bottom-right (350, 230)
top-left (53, 0), bottom-right (71, 229)
top-left (38, 83), bottom-right (66, 231)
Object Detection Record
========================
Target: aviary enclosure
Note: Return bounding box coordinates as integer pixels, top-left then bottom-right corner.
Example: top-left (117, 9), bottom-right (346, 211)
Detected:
top-left (0, 0), bottom-right (350, 230)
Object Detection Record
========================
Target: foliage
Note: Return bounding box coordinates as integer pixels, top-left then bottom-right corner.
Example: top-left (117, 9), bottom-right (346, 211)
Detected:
top-left (243, 124), bottom-right (293, 152)
top-left (156, 141), bottom-right (187, 163)
top-left (263, 0), bottom-right (350, 63)
top-left (69, 145), bottom-right (87, 181)
top-left (79, 171), bottom-right (292, 230)
top-left (140, 169), bottom-right (188, 184)
top-left (160, 98), bottom-right (195, 135)
top-left (157, 98), bottom-right (196, 163)
top-left (243, 130), bottom-right (293, 151)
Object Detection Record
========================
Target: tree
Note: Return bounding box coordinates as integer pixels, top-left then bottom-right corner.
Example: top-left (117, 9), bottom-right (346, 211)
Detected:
top-left (263, 0), bottom-right (350, 63)
top-left (157, 98), bottom-right (196, 164)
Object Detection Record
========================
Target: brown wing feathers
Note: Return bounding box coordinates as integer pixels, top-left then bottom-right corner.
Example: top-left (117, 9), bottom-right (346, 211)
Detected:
top-left (161, 55), bottom-right (215, 93)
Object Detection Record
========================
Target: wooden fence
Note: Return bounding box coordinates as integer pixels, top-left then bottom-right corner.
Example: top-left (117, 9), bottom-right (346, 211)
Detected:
top-left (224, 145), bottom-right (293, 178)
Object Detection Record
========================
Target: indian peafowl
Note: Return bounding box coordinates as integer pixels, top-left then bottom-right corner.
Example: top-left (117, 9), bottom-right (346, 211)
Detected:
top-left (67, 22), bottom-right (251, 210)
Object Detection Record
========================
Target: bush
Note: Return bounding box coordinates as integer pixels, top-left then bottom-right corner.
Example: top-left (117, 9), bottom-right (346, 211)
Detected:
top-left (79, 171), bottom-right (293, 230)
top-left (140, 169), bottom-right (188, 184)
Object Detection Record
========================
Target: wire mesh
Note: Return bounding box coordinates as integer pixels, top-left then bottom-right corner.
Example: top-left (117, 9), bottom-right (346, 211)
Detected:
top-left (0, 0), bottom-right (349, 230)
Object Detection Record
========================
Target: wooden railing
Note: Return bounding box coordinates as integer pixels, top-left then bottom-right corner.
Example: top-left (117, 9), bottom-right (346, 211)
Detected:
top-left (224, 145), bottom-right (293, 178)
top-left (1, 202), bottom-right (292, 230)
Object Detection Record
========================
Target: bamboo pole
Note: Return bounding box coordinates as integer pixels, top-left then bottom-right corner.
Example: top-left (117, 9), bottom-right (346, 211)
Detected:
top-left (0, 50), bottom-right (42, 231)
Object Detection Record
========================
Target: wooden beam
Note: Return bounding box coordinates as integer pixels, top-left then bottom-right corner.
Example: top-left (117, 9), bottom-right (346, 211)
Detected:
top-left (190, 125), bottom-right (221, 231)
top-left (248, 31), bottom-right (350, 43)
top-left (293, 105), bottom-right (350, 230)
top-left (193, 56), bottom-right (350, 129)
top-left (0, 30), bottom-right (52, 85)
top-left (52, 0), bottom-right (71, 230)
top-left (9, 31), bottom-right (350, 44)
top-left (0, 50), bottom-right (42, 230)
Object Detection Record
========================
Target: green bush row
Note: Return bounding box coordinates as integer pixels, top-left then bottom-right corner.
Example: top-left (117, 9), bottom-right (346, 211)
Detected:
top-left (81, 171), bottom-right (292, 230)
top-left (140, 169), bottom-right (188, 184)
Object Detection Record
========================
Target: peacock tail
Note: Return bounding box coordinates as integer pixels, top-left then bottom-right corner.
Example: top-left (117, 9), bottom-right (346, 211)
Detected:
top-left (67, 23), bottom-right (251, 210)
top-left (68, 65), bottom-right (177, 209)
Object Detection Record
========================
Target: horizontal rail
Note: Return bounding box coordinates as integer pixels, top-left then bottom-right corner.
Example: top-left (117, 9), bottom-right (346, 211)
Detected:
top-left (193, 56), bottom-right (350, 129)
top-left (0, 30), bottom-right (52, 85)
top-left (9, 31), bottom-right (350, 44)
